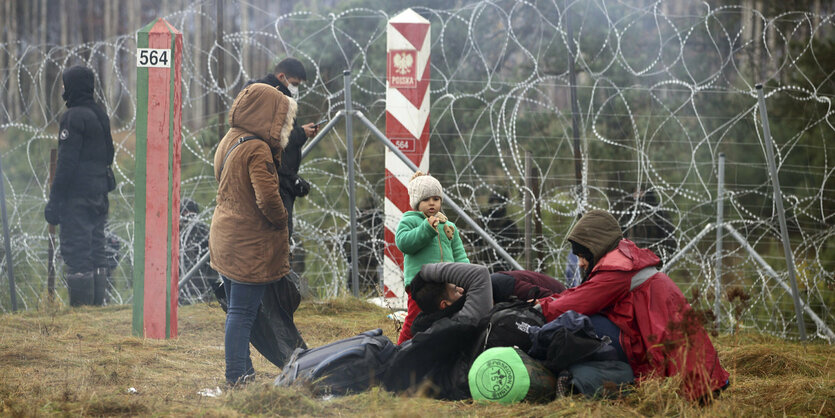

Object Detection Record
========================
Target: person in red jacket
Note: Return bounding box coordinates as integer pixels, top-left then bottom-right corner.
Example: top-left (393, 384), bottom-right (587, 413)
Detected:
top-left (538, 209), bottom-right (729, 401)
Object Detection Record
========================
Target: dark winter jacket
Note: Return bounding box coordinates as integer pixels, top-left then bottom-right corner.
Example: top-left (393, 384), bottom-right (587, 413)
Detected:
top-left (50, 66), bottom-right (114, 200)
top-left (538, 210), bottom-right (729, 400)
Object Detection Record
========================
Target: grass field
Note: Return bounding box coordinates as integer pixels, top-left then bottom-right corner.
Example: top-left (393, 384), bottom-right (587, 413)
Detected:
top-left (0, 298), bottom-right (832, 416)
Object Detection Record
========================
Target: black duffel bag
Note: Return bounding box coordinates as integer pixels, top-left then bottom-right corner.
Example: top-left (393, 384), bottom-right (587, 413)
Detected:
top-left (275, 328), bottom-right (396, 396)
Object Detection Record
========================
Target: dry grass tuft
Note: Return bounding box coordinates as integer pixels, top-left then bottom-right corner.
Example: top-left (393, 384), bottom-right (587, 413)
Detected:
top-left (730, 344), bottom-right (822, 377)
top-left (227, 383), bottom-right (325, 416)
top-left (0, 298), bottom-right (831, 416)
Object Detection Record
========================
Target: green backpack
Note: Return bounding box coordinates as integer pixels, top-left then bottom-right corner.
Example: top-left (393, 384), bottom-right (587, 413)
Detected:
top-left (468, 346), bottom-right (556, 404)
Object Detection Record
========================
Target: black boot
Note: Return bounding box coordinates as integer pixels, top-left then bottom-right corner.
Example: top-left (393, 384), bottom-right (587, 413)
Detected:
top-left (67, 271), bottom-right (94, 306)
top-left (93, 267), bottom-right (110, 306)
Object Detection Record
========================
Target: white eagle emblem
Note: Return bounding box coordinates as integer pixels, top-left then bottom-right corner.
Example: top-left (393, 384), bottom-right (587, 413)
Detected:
top-left (393, 52), bottom-right (413, 75)
top-left (59, 129), bottom-right (69, 141)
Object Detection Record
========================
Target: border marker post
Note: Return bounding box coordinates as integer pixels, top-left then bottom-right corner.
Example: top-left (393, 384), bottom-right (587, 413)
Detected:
top-left (384, 9), bottom-right (431, 309)
top-left (133, 18), bottom-right (183, 339)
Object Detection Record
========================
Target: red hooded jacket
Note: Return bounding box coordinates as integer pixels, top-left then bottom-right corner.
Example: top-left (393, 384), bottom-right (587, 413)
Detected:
top-left (539, 238), bottom-right (729, 400)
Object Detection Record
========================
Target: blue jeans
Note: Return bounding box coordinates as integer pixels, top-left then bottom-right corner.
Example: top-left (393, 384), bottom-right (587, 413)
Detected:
top-left (222, 276), bottom-right (266, 384)
top-left (589, 314), bottom-right (628, 363)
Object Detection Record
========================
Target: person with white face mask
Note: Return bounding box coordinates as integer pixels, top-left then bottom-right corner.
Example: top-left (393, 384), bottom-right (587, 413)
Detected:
top-left (217, 59), bottom-right (318, 377)
top-left (245, 58), bottom-right (317, 240)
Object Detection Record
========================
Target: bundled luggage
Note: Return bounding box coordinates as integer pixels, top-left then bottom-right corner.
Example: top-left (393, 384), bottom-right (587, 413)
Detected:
top-left (274, 329), bottom-right (396, 395)
top-left (273, 308), bottom-right (632, 402)
top-left (468, 347), bottom-right (556, 404)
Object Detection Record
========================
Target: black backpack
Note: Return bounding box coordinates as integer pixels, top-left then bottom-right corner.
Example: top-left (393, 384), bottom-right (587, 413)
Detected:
top-left (274, 329), bottom-right (396, 396)
top-left (477, 299), bottom-right (546, 353)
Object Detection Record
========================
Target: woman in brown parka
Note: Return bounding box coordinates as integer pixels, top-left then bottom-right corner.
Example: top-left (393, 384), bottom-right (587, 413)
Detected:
top-left (209, 83), bottom-right (296, 386)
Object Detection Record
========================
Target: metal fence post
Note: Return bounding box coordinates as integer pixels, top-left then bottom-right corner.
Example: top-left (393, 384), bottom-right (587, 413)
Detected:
top-left (756, 84), bottom-right (807, 340)
top-left (344, 70), bottom-right (360, 297)
top-left (47, 149), bottom-right (57, 302)
top-left (0, 155), bottom-right (17, 311)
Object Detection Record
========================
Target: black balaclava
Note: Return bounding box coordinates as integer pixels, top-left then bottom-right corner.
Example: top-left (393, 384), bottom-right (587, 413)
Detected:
top-left (62, 65), bottom-right (96, 107)
top-left (569, 239), bottom-right (595, 283)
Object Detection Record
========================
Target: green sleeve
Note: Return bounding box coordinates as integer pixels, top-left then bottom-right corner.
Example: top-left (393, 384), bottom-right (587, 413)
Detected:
top-left (395, 214), bottom-right (437, 254)
top-left (450, 224), bottom-right (470, 263)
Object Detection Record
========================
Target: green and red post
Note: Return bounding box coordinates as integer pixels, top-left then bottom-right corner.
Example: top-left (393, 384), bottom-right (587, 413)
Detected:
top-left (133, 18), bottom-right (182, 339)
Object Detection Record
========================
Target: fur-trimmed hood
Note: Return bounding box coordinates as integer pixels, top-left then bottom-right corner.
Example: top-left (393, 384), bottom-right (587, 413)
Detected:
top-left (227, 83), bottom-right (297, 156)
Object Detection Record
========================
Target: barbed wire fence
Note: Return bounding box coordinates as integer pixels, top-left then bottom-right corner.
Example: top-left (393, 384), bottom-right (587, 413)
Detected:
top-left (0, 0), bottom-right (832, 341)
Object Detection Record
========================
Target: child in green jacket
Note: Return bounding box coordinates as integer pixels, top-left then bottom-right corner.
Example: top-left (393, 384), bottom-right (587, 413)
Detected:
top-left (395, 171), bottom-right (470, 343)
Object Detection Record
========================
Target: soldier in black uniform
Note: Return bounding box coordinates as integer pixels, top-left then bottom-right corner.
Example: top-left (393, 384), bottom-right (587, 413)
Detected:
top-left (44, 65), bottom-right (115, 306)
top-left (244, 58), bottom-right (317, 239)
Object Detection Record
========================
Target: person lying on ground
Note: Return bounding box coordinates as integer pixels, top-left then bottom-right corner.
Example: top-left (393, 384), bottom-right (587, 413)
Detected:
top-left (409, 262), bottom-right (492, 334)
top-left (536, 209), bottom-right (730, 401)
top-left (383, 262), bottom-right (491, 399)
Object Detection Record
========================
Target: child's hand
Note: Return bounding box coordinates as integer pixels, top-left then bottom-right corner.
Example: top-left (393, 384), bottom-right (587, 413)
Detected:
top-left (427, 216), bottom-right (440, 228)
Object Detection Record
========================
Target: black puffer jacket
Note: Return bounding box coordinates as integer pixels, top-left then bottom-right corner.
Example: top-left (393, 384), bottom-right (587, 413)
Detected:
top-left (51, 66), bottom-right (114, 199)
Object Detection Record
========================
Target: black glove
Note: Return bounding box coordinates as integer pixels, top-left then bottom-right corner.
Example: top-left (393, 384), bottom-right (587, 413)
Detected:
top-left (294, 177), bottom-right (311, 197)
top-left (44, 198), bottom-right (62, 225)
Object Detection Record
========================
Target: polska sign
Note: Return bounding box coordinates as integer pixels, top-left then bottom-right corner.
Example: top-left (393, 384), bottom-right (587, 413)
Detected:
top-left (388, 50), bottom-right (417, 88)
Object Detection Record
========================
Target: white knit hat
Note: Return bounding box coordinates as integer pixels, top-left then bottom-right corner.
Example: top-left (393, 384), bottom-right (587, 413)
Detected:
top-left (408, 171), bottom-right (443, 210)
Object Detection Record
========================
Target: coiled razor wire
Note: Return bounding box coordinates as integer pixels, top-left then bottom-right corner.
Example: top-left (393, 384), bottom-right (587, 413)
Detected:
top-left (0, 0), bottom-right (832, 341)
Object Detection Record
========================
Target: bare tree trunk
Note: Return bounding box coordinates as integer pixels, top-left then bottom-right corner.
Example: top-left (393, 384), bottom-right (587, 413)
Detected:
top-left (193, 2), bottom-right (203, 129)
top-left (242, 2), bottom-right (250, 77)
top-left (211, 0), bottom-right (221, 127)
top-left (128, 0), bottom-right (137, 125)
top-left (754, 0), bottom-right (763, 82)
top-left (742, 0), bottom-right (753, 80)
top-left (40, 0), bottom-right (49, 120)
top-left (61, 0), bottom-right (69, 47)
top-left (0, 1), bottom-right (7, 125)
top-left (813, 0), bottom-right (821, 27)
top-left (103, 0), bottom-right (113, 112)
top-left (767, 18), bottom-right (778, 84)
top-left (40, 0), bottom-right (47, 47)
top-left (26, 0), bottom-right (38, 125)
top-left (9, 0), bottom-right (20, 119)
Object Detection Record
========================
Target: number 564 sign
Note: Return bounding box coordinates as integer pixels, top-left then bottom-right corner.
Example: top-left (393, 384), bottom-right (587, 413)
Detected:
top-left (137, 48), bottom-right (171, 68)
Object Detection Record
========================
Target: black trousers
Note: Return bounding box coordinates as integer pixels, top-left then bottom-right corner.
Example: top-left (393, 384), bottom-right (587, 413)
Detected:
top-left (59, 194), bottom-right (108, 274)
top-left (280, 189), bottom-right (296, 239)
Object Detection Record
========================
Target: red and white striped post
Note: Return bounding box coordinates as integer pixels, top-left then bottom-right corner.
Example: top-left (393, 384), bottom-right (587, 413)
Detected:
top-left (384, 9), bottom-right (430, 309)
top-left (132, 18), bottom-right (182, 339)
